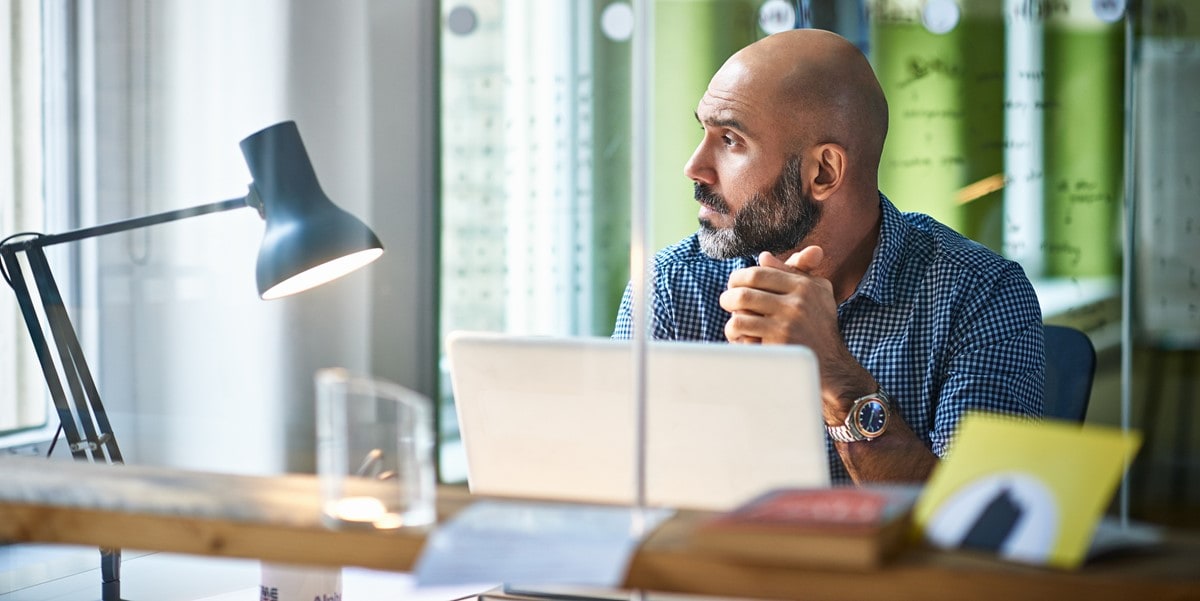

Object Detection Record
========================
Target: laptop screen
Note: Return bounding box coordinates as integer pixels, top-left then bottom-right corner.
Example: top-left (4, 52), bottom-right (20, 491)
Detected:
top-left (447, 332), bottom-right (830, 511)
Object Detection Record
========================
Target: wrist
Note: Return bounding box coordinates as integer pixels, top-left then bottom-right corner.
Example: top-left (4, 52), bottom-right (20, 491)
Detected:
top-left (820, 351), bottom-right (880, 425)
top-left (826, 376), bottom-right (880, 423)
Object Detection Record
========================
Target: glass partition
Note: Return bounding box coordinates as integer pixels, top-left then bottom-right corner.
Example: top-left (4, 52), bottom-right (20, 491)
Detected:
top-left (438, 0), bottom-right (1198, 525)
top-left (1128, 0), bottom-right (1200, 528)
top-left (437, 0), bottom-right (767, 484)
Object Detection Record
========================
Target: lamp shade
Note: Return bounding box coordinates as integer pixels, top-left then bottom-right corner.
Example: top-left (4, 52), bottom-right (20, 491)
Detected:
top-left (240, 121), bottom-right (384, 300)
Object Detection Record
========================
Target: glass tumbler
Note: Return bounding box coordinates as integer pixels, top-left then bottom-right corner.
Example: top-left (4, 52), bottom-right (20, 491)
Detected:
top-left (316, 368), bottom-right (436, 529)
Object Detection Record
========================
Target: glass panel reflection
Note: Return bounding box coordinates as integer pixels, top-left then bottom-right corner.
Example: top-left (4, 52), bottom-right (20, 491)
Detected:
top-left (437, 0), bottom-right (1199, 527)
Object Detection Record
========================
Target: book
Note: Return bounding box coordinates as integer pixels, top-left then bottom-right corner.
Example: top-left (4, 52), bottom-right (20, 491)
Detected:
top-left (688, 485), bottom-right (921, 570)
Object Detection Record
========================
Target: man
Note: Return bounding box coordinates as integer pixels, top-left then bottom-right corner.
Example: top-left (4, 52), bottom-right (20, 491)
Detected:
top-left (613, 29), bottom-right (1044, 484)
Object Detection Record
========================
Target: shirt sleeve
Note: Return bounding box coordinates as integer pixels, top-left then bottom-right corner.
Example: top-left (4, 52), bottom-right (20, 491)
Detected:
top-left (928, 267), bottom-right (1045, 457)
top-left (611, 268), bottom-right (677, 341)
top-left (612, 282), bottom-right (634, 339)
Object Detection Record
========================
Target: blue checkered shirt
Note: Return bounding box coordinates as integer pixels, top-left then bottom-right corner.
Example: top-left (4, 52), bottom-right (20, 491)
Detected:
top-left (613, 194), bottom-right (1045, 484)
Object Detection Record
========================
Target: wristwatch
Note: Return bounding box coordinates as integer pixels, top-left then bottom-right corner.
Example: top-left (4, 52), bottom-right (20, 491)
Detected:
top-left (826, 389), bottom-right (891, 442)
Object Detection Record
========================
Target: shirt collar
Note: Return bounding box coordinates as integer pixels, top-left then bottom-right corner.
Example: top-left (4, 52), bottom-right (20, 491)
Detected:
top-left (844, 192), bottom-right (905, 307)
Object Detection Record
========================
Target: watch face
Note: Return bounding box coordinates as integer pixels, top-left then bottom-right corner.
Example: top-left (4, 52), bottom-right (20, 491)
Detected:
top-left (856, 399), bottom-right (888, 435)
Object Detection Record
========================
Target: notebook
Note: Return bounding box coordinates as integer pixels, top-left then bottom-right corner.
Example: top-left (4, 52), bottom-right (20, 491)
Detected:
top-left (446, 332), bottom-right (830, 511)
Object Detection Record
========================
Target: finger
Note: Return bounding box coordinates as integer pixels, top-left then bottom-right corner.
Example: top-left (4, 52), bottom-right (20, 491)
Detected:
top-left (727, 265), bottom-right (808, 295)
top-left (724, 311), bottom-right (765, 344)
top-left (758, 251), bottom-right (788, 270)
top-left (724, 312), bottom-right (741, 342)
top-left (728, 334), bottom-right (763, 344)
top-left (720, 286), bottom-right (781, 316)
top-left (785, 245), bottom-right (824, 273)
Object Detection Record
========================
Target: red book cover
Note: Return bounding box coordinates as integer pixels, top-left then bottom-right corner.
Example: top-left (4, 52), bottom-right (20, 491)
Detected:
top-left (715, 487), bottom-right (915, 530)
top-left (690, 486), bottom-right (920, 569)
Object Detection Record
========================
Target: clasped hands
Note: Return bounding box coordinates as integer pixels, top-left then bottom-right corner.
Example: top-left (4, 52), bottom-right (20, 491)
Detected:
top-left (720, 246), bottom-right (878, 424)
top-left (719, 245), bottom-right (839, 348)
top-left (722, 247), bottom-right (934, 480)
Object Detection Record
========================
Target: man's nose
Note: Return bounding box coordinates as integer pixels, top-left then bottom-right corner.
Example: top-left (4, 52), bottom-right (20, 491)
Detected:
top-left (683, 142), bottom-right (715, 186)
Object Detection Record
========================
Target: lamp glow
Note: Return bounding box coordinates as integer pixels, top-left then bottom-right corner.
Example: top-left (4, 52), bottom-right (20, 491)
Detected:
top-left (261, 247), bottom-right (383, 300)
top-left (328, 496), bottom-right (388, 522)
top-left (326, 495), bottom-right (405, 530)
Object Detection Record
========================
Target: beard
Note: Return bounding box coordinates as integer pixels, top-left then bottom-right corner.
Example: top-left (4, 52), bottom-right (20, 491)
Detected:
top-left (695, 155), bottom-right (822, 260)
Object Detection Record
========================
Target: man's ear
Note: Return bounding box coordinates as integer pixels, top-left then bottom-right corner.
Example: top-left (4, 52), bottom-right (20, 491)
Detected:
top-left (808, 143), bottom-right (846, 201)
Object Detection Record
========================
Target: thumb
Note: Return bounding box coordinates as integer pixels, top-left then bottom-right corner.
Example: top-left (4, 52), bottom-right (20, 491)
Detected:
top-left (785, 245), bottom-right (824, 273)
top-left (757, 251), bottom-right (787, 269)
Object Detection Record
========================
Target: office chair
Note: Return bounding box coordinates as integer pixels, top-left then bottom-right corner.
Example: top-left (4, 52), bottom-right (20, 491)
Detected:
top-left (1042, 324), bottom-right (1096, 423)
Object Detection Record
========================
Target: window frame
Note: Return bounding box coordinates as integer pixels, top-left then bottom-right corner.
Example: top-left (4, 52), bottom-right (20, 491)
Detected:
top-left (0, 0), bottom-right (82, 455)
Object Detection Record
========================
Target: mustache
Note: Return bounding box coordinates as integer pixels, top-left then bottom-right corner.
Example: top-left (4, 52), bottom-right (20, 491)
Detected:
top-left (694, 183), bottom-right (730, 214)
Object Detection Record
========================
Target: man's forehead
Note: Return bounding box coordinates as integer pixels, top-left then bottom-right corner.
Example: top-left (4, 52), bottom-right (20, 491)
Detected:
top-left (696, 58), bottom-right (779, 132)
top-left (696, 89), bottom-right (759, 136)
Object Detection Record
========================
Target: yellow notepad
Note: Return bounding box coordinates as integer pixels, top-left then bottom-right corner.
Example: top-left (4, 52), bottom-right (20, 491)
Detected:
top-left (914, 413), bottom-right (1141, 569)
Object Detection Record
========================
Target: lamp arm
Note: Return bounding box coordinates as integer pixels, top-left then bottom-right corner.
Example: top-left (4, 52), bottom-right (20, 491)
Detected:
top-left (30, 195), bottom-right (250, 249)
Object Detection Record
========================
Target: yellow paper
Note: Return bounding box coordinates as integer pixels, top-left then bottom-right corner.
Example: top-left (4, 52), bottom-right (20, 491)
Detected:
top-left (914, 413), bottom-right (1141, 569)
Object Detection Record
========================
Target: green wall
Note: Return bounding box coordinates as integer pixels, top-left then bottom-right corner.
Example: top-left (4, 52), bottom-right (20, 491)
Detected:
top-left (652, 0), bottom-right (762, 251)
top-left (593, 0), bottom-right (762, 330)
top-left (1043, 4), bottom-right (1124, 277)
top-left (870, 0), bottom-right (1006, 251)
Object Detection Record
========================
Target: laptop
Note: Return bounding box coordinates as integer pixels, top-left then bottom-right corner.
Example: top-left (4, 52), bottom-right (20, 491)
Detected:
top-left (446, 332), bottom-right (830, 511)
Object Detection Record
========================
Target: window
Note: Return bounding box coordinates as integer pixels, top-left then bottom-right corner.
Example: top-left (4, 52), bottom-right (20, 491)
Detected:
top-left (436, 0), bottom-right (765, 481)
top-left (6, 1), bottom-right (418, 475)
top-left (0, 0), bottom-right (52, 453)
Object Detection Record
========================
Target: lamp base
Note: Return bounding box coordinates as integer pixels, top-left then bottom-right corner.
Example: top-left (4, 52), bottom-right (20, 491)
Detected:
top-left (100, 547), bottom-right (129, 601)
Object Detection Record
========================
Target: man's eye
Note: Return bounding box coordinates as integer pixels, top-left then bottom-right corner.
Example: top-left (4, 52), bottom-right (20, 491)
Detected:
top-left (722, 134), bottom-right (735, 146)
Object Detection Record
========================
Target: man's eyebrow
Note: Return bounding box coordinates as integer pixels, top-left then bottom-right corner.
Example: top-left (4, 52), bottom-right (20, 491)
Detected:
top-left (694, 111), bottom-right (752, 136)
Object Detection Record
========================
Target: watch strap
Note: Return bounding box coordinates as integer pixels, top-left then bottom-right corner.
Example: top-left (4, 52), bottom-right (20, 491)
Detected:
top-left (826, 422), bottom-right (863, 443)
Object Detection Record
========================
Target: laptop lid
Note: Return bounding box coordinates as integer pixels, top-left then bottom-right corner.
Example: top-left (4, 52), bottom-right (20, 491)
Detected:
top-left (446, 332), bottom-right (830, 511)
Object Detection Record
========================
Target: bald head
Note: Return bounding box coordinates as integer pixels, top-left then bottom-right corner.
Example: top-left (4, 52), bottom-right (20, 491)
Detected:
top-left (712, 29), bottom-right (888, 184)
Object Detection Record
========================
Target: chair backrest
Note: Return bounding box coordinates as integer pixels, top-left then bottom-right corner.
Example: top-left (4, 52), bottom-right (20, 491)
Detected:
top-left (1042, 325), bottom-right (1096, 423)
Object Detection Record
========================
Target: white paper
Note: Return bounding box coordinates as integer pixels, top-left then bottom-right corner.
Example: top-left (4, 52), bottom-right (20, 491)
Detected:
top-left (413, 499), bottom-right (674, 589)
top-left (194, 570), bottom-right (494, 601)
top-left (1087, 517), bottom-right (1164, 560)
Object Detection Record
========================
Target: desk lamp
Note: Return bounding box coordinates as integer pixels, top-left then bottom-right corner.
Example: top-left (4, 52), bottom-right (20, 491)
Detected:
top-left (0, 120), bottom-right (384, 601)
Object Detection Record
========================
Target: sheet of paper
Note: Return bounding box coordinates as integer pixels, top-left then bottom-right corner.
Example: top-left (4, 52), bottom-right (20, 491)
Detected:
top-left (1087, 517), bottom-right (1164, 560)
top-left (914, 413), bottom-right (1141, 569)
top-left (413, 499), bottom-right (674, 589)
top-left (194, 570), bottom-right (494, 601)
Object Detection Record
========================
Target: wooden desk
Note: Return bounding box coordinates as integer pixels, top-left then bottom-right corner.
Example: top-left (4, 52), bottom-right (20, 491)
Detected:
top-left (628, 509), bottom-right (1200, 601)
top-left (1, 457), bottom-right (1197, 601)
